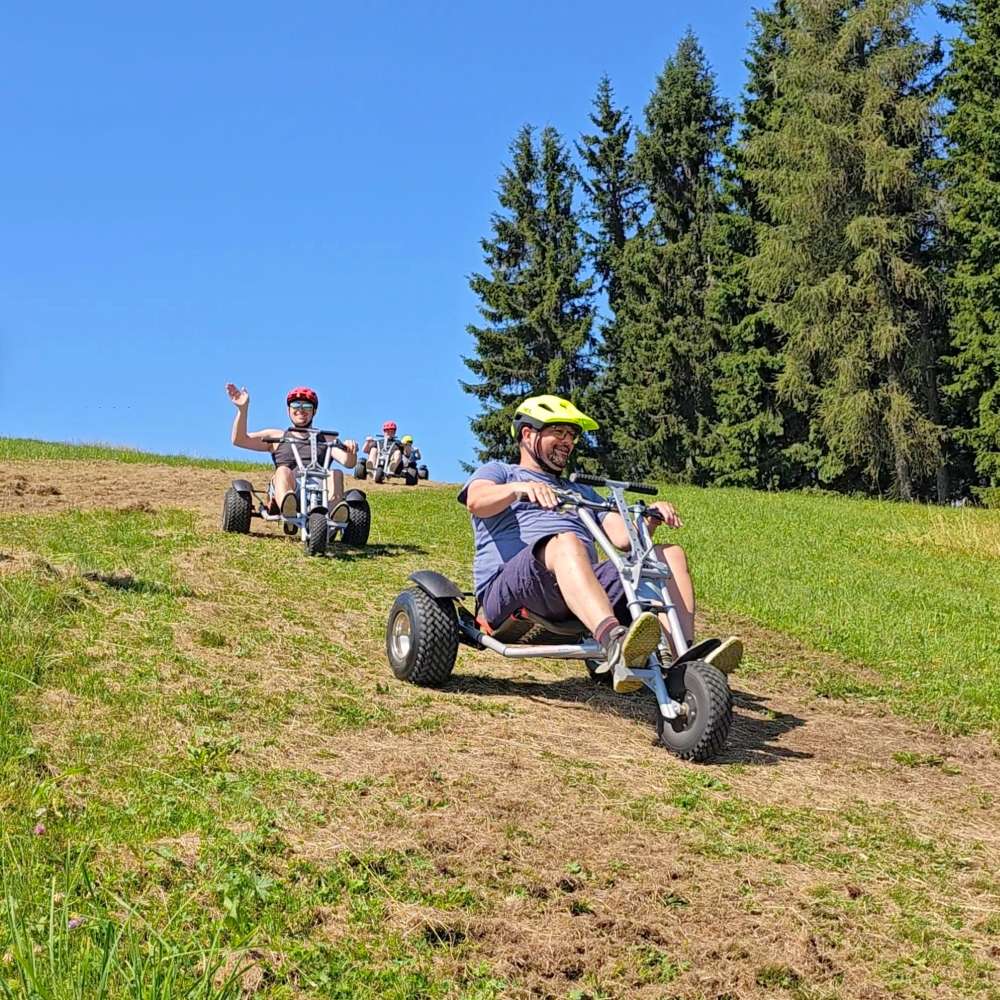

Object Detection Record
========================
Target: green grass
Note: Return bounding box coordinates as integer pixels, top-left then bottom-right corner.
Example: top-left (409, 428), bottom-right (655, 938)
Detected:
top-left (1, 442), bottom-right (999, 996)
top-left (0, 437), bottom-right (269, 473)
top-left (663, 486), bottom-right (1000, 733)
top-left (0, 508), bottom-right (511, 997)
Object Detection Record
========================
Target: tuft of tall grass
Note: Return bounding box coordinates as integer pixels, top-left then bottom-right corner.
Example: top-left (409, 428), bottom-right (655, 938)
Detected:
top-left (1, 841), bottom-right (243, 1000)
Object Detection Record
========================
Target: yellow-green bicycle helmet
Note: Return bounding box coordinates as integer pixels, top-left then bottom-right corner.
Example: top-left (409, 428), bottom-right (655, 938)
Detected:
top-left (510, 395), bottom-right (599, 440)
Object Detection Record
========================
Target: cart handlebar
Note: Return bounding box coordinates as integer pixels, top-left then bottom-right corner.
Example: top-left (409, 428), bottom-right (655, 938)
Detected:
top-left (569, 472), bottom-right (658, 496)
top-left (261, 431), bottom-right (340, 445)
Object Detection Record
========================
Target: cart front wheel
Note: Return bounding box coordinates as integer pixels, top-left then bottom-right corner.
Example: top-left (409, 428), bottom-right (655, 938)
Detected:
top-left (658, 660), bottom-right (732, 762)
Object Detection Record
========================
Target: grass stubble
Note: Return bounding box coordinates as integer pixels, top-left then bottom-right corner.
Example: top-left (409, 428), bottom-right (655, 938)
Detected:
top-left (0, 449), bottom-right (997, 998)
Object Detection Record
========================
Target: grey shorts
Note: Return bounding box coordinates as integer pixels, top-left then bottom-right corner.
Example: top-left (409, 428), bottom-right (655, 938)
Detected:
top-left (479, 536), bottom-right (627, 628)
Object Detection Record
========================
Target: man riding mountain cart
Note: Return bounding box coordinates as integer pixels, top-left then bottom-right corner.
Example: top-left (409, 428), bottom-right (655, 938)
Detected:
top-left (221, 383), bottom-right (371, 553)
top-left (460, 395), bottom-right (743, 690)
top-left (357, 421), bottom-right (424, 485)
top-left (384, 394), bottom-right (744, 761)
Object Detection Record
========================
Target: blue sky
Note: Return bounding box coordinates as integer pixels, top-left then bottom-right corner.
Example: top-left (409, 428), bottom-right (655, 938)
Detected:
top-left (1, 2), bottom-right (946, 481)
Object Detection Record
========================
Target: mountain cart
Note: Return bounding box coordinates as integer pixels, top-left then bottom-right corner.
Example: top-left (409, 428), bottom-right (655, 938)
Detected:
top-left (222, 428), bottom-right (371, 556)
top-left (384, 474), bottom-right (735, 762)
top-left (355, 433), bottom-right (419, 486)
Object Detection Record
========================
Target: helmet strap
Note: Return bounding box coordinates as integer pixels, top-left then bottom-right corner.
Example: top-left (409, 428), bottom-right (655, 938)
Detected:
top-left (522, 427), bottom-right (563, 477)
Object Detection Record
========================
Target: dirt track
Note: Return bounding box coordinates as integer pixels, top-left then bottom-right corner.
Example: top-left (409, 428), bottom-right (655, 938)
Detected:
top-left (4, 459), bottom-right (999, 998)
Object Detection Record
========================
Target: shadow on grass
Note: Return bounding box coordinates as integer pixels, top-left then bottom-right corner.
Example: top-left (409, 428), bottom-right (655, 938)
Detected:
top-left (446, 672), bottom-right (810, 767)
top-left (715, 689), bottom-right (811, 765)
top-left (330, 543), bottom-right (428, 562)
top-left (246, 531), bottom-right (426, 561)
top-left (81, 571), bottom-right (183, 597)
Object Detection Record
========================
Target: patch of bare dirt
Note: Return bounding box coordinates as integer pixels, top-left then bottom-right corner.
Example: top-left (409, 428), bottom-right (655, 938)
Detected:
top-left (0, 459), bottom-right (412, 530)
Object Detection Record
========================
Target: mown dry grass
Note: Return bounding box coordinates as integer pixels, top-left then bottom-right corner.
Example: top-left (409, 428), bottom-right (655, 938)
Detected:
top-left (886, 509), bottom-right (1000, 559)
top-left (2, 457), bottom-right (999, 998)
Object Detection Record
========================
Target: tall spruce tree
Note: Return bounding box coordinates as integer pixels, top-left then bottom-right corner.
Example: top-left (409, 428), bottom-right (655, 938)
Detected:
top-left (745, 0), bottom-right (947, 499)
top-left (703, 1), bottom-right (809, 488)
top-left (463, 125), bottom-right (595, 464)
top-left (576, 76), bottom-right (642, 451)
top-left (609, 32), bottom-right (733, 481)
top-left (940, 0), bottom-right (1000, 486)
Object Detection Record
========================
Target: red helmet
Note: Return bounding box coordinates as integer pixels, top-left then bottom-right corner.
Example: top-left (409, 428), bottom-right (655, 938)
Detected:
top-left (382, 420), bottom-right (397, 435)
top-left (286, 386), bottom-right (318, 409)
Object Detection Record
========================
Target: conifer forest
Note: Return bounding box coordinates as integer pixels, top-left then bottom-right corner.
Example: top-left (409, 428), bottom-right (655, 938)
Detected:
top-left (462, 0), bottom-right (1000, 503)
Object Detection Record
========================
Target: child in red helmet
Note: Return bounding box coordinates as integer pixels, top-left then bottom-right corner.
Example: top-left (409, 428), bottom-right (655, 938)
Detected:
top-left (225, 382), bottom-right (358, 516)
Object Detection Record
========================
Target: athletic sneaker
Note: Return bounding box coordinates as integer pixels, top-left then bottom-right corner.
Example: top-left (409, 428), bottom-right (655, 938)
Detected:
top-left (703, 636), bottom-right (744, 674)
top-left (280, 492), bottom-right (299, 535)
top-left (605, 612), bottom-right (663, 694)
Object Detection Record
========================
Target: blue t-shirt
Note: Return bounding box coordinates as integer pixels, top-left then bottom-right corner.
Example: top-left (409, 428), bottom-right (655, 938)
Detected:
top-left (457, 462), bottom-right (606, 598)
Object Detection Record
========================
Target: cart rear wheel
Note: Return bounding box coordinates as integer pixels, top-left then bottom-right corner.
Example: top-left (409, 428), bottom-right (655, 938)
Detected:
top-left (221, 488), bottom-right (252, 534)
top-left (386, 588), bottom-right (458, 687)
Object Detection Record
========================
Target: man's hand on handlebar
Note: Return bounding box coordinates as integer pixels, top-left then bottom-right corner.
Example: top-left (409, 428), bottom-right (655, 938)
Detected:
top-left (513, 482), bottom-right (561, 510)
top-left (646, 501), bottom-right (682, 529)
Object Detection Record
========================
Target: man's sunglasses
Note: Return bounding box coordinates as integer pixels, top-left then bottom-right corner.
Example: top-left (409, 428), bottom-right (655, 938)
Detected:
top-left (289, 401), bottom-right (315, 412)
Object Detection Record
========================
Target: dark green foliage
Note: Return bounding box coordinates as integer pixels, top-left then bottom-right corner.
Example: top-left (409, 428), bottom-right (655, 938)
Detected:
top-left (702, 1), bottom-right (812, 488)
top-left (577, 76), bottom-right (641, 311)
top-left (576, 76), bottom-right (642, 456)
top-left (609, 32), bottom-right (733, 481)
top-left (940, 0), bottom-right (1000, 485)
top-left (462, 126), bottom-right (595, 465)
top-left (744, 0), bottom-right (947, 500)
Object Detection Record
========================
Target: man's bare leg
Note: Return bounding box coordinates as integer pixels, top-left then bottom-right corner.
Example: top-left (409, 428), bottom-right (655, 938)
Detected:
top-left (539, 533), bottom-right (616, 631)
top-left (655, 543), bottom-right (695, 654)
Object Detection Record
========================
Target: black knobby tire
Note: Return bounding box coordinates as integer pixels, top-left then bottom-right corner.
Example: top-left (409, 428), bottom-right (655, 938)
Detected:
top-left (658, 660), bottom-right (732, 762)
top-left (373, 468), bottom-right (385, 484)
top-left (585, 659), bottom-right (613, 687)
top-left (221, 488), bottom-right (252, 534)
top-left (403, 467), bottom-right (418, 486)
top-left (386, 588), bottom-right (458, 688)
top-left (305, 511), bottom-right (329, 556)
top-left (341, 496), bottom-right (371, 547)
top-left (418, 466), bottom-right (429, 480)
top-left (355, 462), bottom-right (367, 480)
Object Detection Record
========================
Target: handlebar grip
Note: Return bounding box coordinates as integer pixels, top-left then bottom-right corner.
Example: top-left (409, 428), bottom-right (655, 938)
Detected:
top-left (261, 436), bottom-right (280, 444)
top-left (569, 472), bottom-right (659, 496)
top-left (568, 473), bottom-right (607, 488)
top-left (627, 482), bottom-right (659, 496)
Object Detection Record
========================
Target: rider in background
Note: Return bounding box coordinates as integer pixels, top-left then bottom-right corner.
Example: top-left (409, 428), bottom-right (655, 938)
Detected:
top-left (401, 435), bottom-right (422, 471)
top-left (363, 421), bottom-right (403, 476)
top-left (225, 384), bottom-right (357, 515)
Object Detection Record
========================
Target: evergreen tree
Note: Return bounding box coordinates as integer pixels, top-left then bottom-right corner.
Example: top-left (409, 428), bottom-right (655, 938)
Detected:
top-left (462, 125), bottom-right (596, 464)
top-left (703, 1), bottom-right (810, 488)
top-left (576, 76), bottom-right (642, 311)
top-left (609, 32), bottom-right (733, 481)
top-left (576, 76), bottom-right (642, 451)
top-left (940, 0), bottom-right (1000, 486)
top-left (745, 0), bottom-right (947, 499)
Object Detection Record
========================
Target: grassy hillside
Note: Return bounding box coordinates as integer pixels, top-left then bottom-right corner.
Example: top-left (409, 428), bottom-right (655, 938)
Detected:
top-left (1, 443), bottom-right (998, 998)
top-left (0, 436), bottom-right (271, 472)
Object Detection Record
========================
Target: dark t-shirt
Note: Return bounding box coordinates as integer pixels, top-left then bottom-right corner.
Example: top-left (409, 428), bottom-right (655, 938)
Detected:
top-left (457, 462), bottom-right (606, 598)
top-left (272, 429), bottom-right (333, 470)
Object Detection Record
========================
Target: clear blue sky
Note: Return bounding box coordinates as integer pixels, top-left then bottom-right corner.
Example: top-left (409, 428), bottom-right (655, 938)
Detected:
top-left (1, 2), bottom-right (946, 481)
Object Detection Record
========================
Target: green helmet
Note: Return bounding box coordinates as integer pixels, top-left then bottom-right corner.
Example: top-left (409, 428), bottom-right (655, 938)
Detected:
top-left (510, 395), bottom-right (599, 441)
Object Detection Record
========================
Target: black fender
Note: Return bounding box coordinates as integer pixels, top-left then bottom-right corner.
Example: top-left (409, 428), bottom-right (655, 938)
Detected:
top-left (344, 488), bottom-right (367, 504)
top-left (306, 505), bottom-right (327, 516)
top-left (231, 479), bottom-right (255, 495)
top-left (408, 570), bottom-right (464, 602)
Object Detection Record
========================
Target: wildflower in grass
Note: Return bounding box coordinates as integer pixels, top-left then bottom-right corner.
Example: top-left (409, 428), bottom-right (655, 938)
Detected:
top-left (33, 822), bottom-right (46, 836)
top-left (67, 917), bottom-right (84, 930)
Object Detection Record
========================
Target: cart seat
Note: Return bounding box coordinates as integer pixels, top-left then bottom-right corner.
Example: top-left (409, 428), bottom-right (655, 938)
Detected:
top-left (476, 606), bottom-right (589, 644)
